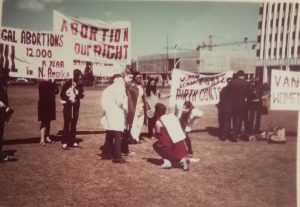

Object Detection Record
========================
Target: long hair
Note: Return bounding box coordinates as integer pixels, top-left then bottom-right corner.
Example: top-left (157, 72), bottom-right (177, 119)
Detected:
top-left (145, 78), bottom-right (157, 97)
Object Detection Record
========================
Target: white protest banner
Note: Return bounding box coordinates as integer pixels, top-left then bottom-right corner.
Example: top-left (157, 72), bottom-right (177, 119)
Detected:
top-left (170, 69), bottom-right (233, 106)
top-left (53, 10), bottom-right (131, 66)
top-left (0, 26), bottom-right (72, 79)
top-left (271, 70), bottom-right (300, 111)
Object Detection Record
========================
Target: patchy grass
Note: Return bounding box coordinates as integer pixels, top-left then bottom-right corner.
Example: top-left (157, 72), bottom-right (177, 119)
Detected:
top-left (0, 86), bottom-right (297, 207)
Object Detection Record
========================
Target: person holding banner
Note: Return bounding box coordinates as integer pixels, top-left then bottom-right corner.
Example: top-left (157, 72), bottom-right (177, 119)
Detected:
top-left (60, 69), bottom-right (84, 150)
top-left (126, 72), bottom-right (146, 144)
top-left (153, 103), bottom-right (190, 171)
top-left (38, 78), bottom-right (59, 146)
top-left (145, 77), bottom-right (161, 139)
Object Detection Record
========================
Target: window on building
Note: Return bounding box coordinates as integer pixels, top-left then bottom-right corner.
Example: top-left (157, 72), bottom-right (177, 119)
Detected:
top-left (280, 48), bottom-right (282, 56)
top-left (276, 19), bottom-right (279, 27)
top-left (275, 34), bottom-right (278, 40)
top-left (294, 16), bottom-right (297, 24)
top-left (258, 21), bottom-right (262, 29)
top-left (269, 48), bottom-right (271, 56)
top-left (277, 4), bottom-right (281, 12)
top-left (293, 31), bottom-right (296, 39)
top-left (259, 6), bottom-right (263, 14)
top-left (272, 4), bottom-right (275, 12)
top-left (291, 46), bottom-right (294, 56)
top-left (281, 33), bottom-right (283, 41)
top-left (274, 48), bottom-right (276, 56)
top-left (283, 3), bottom-right (286, 10)
top-left (256, 49), bottom-right (260, 57)
top-left (257, 35), bottom-right (261, 42)
top-left (298, 46), bottom-right (300, 56)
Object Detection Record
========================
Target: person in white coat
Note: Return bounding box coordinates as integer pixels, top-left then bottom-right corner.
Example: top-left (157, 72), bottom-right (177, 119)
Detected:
top-left (100, 74), bottom-right (128, 163)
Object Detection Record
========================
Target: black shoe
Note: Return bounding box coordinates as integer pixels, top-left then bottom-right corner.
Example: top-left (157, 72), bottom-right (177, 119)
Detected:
top-left (230, 137), bottom-right (238, 142)
top-left (220, 137), bottom-right (226, 141)
top-left (101, 155), bottom-right (112, 160)
top-left (112, 158), bottom-right (128, 164)
top-left (128, 138), bottom-right (137, 145)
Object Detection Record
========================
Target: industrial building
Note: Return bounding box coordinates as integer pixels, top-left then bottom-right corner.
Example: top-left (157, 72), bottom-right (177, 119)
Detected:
top-left (137, 49), bottom-right (256, 84)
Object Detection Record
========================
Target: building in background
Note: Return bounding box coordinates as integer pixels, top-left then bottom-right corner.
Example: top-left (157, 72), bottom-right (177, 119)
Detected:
top-left (137, 49), bottom-right (255, 85)
top-left (256, 2), bottom-right (300, 83)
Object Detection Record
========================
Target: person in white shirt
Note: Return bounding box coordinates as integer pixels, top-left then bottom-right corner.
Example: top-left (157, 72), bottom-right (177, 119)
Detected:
top-left (100, 74), bottom-right (128, 163)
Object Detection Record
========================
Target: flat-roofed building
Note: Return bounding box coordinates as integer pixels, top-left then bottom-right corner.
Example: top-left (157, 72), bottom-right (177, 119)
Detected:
top-left (256, 2), bottom-right (300, 83)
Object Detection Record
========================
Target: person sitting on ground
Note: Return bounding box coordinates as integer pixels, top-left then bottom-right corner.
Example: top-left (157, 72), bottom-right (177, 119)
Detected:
top-left (153, 103), bottom-right (190, 171)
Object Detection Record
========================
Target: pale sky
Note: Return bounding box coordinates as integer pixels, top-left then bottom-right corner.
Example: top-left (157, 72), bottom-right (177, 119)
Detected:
top-left (1, 0), bottom-right (260, 59)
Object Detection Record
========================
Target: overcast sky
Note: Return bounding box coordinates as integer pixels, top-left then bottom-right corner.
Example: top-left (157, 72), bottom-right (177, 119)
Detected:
top-left (1, 0), bottom-right (260, 59)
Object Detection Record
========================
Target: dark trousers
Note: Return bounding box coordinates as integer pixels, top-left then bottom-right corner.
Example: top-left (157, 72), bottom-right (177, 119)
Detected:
top-left (147, 117), bottom-right (156, 137)
top-left (102, 130), bottom-right (122, 159)
top-left (121, 130), bottom-right (130, 154)
top-left (0, 109), bottom-right (6, 152)
top-left (62, 103), bottom-right (80, 145)
top-left (232, 106), bottom-right (246, 139)
top-left (220, 106), bottom-right (232, 139)
top-left (185, 133), bottom-right (193, 154)
top-left (247, 104), bottom-right (262, 134)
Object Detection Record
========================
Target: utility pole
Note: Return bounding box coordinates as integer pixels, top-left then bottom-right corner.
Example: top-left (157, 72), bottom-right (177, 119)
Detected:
top-left (209, 35), bottom-right (213, 51)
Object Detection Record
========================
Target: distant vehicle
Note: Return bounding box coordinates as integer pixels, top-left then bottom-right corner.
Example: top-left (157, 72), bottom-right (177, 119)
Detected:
top-left (8, 78), bottom-right (35, 86)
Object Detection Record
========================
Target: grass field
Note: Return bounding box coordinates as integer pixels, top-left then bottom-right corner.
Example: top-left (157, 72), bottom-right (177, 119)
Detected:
top-left (0, 86), bottom-right (298, 207)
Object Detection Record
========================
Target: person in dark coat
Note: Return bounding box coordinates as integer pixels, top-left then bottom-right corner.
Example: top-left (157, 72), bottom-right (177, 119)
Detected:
top-left (246, 78), bottom-right (264, 135)
top-left (225, 70), bottom-right (251, 142)
top-left (218, 77), bottom-right (232, 141)
top-left (60, 69), bottom-right (84, 149)
top-left (0, 68), bottom-right (15, 161)
top-left (38, 79), bottom-right (59, 146)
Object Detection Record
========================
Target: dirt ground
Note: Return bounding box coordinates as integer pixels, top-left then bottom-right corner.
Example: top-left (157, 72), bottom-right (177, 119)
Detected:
top-left (0, 86), bottom-right (297, 207)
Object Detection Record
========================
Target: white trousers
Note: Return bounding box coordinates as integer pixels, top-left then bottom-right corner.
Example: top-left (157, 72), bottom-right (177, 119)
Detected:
top-left (130, 114), bottom-right (144, 141)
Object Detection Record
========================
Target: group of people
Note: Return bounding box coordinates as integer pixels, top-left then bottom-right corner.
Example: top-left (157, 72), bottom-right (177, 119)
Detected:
top-left (100, 70), bottom-right (202, 170)
top-left (218, 70), bottom-right (268, 142)
top-left (0, 67), bottom-right (269, 170)
top-left (38, 69), bottom-right (84, 150)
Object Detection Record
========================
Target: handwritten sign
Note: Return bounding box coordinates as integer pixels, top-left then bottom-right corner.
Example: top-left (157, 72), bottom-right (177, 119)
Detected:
top-left (0, 26), bottom-right (72, 79)
top-left (170, 69), bottom-right (233, 106)
top-left (53, 10), bottom-right (131, 65)
top-left (271, 70), bottom-right (300, 111)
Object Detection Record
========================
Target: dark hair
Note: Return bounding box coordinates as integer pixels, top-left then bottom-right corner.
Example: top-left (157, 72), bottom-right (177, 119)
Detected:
top-left (145, 78), bottom-right (157, 96)
top-left (183, 101), bottom-right (193, 110)
top-left (108, 74), bottom-right (122, 85)
top-left (236, 70), bottom-right (245, 78)
top-left (154, 103), bottom-right (166, 119)
top-left (73, 69), bottom-right (82, 82)
top-left (132, 72), bottom-right (142, 83)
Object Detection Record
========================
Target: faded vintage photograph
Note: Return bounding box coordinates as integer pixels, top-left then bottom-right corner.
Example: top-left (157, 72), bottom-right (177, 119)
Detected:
top-left (0, 0), bottom-right (299, 206)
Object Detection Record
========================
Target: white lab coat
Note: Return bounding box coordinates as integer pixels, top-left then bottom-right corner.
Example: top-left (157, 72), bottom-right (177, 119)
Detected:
top-left (101, 81), bottom-right (128, 131)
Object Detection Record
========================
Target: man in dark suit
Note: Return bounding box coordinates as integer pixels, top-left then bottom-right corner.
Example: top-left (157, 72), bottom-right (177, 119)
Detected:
top-left (226, 70), bottom-right (251, 142)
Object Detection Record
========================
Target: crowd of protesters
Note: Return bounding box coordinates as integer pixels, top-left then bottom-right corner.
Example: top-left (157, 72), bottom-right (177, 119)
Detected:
top-left (0, 67), bottom-right (271, 170)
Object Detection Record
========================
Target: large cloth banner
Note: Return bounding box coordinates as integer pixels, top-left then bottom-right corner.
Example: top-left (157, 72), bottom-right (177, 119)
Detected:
top-left (53, 10), bottom-right (131, 65)
top-left (0, 26), bottom-right (72, 79)
top-left (271, 70), bottom-right (300, 111)
top-left (170, 69), bottom-right (233, 106)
